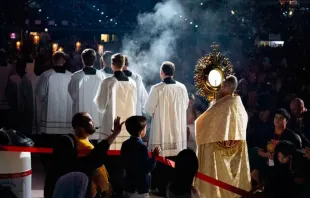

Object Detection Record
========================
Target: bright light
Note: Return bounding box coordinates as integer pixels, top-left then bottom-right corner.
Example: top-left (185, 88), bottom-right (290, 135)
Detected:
top-left (93, 5), bottom-right (96, 8)
top-left (115, 22), bottom-right (117, 25)
top-left (16, 41), bottom-right (21, 49)
top-left (195, 25), bottom-right (198, 28)
top-left (76, 42), bottom-right (81, 51)
top-left (99, 20), bottom-right (101, 22)
top-left (179, 15), bottom-right (182, 18)
top-left (190, 22), bottom-right (193, 24)
top-left (101, 12), bottom-right (104, 15)
top-left (110, 19), bottom-right (113, 21)
top-left (39, 9), bottom-right (42, 12)
top-left (52, 43), bottom-right (58, 52)
top-left (58, 47), bottom-right (64, 52)
top-left (47, 17), bottom-right (49, 19)
top-left (98, 45), bottom-right (104, 54)
top-left (34, 35), bottom-right (40, 44)
top-left (101, 34), bottom-right (110, 42)
top-left (45, 28), bottom-right (48, 32)
top-left (185, 18), bottom-right (188, 21)
top-left (289, 11), bottom-right (293, 15)
top-left (208, 69), bottom-right (223, 87)
top-left (97, 9), bottom-right (99, 11)
top-left (201, 2), bottom-right (203, 5)
top-left (231, 10), bottom-right (235, 15)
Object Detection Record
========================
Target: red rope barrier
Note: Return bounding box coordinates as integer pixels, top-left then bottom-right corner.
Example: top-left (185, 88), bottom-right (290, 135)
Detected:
top-left (0, 145), bottom-right (251, 197)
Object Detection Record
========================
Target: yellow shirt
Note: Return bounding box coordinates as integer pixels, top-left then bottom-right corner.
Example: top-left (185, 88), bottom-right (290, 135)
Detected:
top-left (75, 136), bottom-right (110, 197)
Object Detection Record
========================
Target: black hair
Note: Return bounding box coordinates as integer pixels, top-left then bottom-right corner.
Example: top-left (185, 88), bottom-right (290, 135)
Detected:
top-left (275, 108), bottom-right (291, 121)
top-left (275, 141), bottom-right (296, 156)
top-left (125, 116), bottom-right (147, 137)
top-left (274, 140), bottom-right (296, 167)
top-left (169, 149), bottom-right (198, 196)
top-left (103, 51), bottom-right (113, 66)
top-left (72, 112), bottom-right (89, 130)
top-left (81, 49), bottom-right (96, 67)
top-left (111, 53), bottom-right (125, 69)
top-left (161, 61), bottom-right (175, 76)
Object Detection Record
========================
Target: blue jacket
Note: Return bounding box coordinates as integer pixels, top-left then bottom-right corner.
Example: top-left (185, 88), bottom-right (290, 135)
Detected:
top-left (121, 136), bottom-right (156, 194)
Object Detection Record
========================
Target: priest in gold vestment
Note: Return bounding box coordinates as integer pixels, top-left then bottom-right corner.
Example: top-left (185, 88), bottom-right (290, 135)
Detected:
top-left (195, 75), bottom-right (251, 198)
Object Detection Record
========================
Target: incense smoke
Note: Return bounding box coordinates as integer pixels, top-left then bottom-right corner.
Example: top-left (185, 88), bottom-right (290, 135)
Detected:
top-left (121, 0), bottom-right (253, 87)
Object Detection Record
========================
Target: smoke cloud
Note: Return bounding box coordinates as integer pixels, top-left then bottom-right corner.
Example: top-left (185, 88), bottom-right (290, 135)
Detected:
top-left (121, 0), bottom-right (253, 88)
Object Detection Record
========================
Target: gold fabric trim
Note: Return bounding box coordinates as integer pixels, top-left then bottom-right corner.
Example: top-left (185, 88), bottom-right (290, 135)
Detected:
top-left (214, 141), bottom-right (242, 157)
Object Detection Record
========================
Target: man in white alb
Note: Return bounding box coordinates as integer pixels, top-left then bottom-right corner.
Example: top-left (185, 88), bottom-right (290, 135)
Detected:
top-left (123, 56), bottom-right (148, 115)
top-left (36, 51), bottom-right (72, 137)
top-left (68, 49), bottom-right (105, 141)
top-left (100, 51), bottom-right (114, 78)
top-left (144, 61), bottom-right (189, 195)
top-left (94, 53), bottom-right (137, 197)
top-left (94, 53), bottom-right (137, 149)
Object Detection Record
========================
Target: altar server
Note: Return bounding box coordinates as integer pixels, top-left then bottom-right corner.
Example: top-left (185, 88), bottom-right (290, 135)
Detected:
top-left (100, 51), bottom-right (114, 78)
top-left (94, 53), bottom-right (137, 150)
top-left (68, 49), bottom-right (105, 140)
top-left (36, 51), bottom-right (72, 135)
top-left (144, 61), bottom-right (189, 195)
top-left (94, 53), bottom-right (137, 197)
top-left (123, 56), bottom-right (148, 115)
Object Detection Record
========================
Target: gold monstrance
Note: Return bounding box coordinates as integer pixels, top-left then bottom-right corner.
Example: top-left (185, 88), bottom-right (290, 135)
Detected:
top-left (194, 42), bottom-right (234, 101)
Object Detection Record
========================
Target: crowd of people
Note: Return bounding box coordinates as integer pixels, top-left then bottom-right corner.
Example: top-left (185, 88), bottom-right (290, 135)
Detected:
top-left (1, 32), bottom-right (310, 198)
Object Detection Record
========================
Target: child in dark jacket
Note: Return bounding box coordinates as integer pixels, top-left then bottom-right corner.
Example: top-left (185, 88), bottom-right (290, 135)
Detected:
top-left (121, 116), bottom-right (161, 198)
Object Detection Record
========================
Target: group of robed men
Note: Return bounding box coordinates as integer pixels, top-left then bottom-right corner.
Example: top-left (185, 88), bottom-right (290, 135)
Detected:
top-left (4, 49), bottom-right (190, 196)
top-left (3, 48), bottom-right (252, 198)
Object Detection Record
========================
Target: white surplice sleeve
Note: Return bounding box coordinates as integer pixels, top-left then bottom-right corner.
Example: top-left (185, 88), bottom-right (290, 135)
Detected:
top-left (94, 79), bottom-right (110, 113)
top-left (68, 75), bottom-right (77, 101)
top-left (144, 86), bottom-right (158, 116)
top-left (35, 73), bottom-right (48, 102)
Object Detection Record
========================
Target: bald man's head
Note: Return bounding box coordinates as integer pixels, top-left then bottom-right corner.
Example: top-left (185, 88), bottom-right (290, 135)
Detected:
top-left (290, 98), bottom-right (306, 118)
top-left (218, 75), bottom-right (238, 98)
